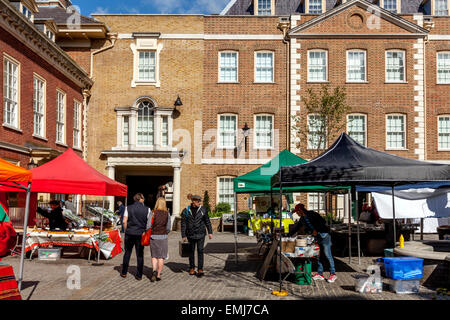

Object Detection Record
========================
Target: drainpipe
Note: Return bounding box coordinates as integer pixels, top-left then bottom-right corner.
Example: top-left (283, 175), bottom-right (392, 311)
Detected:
top-left (90, 32), bottom-right (118, 78)
top-left (278, 19), bottom-right (291, 151)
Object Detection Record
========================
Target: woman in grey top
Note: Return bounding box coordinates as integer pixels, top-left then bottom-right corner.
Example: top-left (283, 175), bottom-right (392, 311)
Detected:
top-left (147, 197), bottom-right (171, 282)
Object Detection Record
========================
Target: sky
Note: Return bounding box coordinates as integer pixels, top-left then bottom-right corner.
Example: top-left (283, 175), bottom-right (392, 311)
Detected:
top-left (71, 0), bottom-right (231, 16)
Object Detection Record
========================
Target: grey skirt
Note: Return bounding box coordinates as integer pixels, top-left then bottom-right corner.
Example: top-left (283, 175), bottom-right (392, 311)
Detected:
top-left (150, 238), bottom-right (168, 259)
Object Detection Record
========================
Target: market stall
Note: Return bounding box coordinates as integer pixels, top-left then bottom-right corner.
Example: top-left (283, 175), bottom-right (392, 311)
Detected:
top-left (0, 157), bottom-right (32, 295)
top-left (233, 150), bottom-right (345, 264)
top-left (271, 133), bottom-right (450, 293)
top-left (0, 149), bottom-right (127, 290)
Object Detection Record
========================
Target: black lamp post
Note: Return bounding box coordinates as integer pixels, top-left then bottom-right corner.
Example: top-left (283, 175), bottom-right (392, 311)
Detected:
top-left (174, 95), bottom-right (183, 110)
top-left (242, 123), bottom-right (250, 152)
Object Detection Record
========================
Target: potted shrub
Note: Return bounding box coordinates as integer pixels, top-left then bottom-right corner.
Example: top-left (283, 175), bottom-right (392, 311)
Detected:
top-left (212, 202), bottom-right (232, 232)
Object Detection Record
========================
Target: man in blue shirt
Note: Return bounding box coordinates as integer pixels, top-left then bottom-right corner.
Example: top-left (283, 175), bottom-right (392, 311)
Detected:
top-left (290, 203), bottom-right (337, 283)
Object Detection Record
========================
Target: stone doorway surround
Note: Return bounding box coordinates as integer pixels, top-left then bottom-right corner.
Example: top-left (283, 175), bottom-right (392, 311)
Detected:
top-left (100, 149), bottom-right (183, 225)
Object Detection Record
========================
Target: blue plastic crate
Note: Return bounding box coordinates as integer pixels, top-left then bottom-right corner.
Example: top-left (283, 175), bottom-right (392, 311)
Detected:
top-left (383, 257), bottom-right (423, 280)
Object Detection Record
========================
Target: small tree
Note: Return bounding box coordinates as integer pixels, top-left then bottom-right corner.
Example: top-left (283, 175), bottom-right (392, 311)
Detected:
top-left (292, 84), bottom-right (350, 157)
top-left (203, 190), bottom-right (211, 215)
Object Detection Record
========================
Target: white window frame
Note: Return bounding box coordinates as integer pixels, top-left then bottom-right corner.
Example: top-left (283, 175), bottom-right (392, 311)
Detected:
top-left (217, 176), bottom-right (235, 212)
top-left (307, 50), bottom-right (328, 83)
top-left (33, 74), bottom-right (46, 139)
top-left (254, 51), bottom-right (274, 83)
top-left (136, 100), bottom-right (155, 147)
top-left (130, 37), bottom-right (162, 88)
top-left (3, 54), bottom-right (20, 130)
top-left (254, 114), bottom-right (274, 150)
top-left (56, 90), bottom-right (66, 145)
top-left (307, 114), bottom-right (326, 150)
top-left (44, 26), bottom-right (55, 42)
top-left (386, 50), bottom-right (406, 83)
top-left (137, 51), bottom-right (156, 82)
top-left (437, 51), bottom-right (450, 84)
top-left (306, 0), bottom-right (325, 14)
top-left (255, 0), bottom-right (274, 15)
top-left (438, 115), bottom-right (450, 150)
top-left (386, 114), bottom-right (406, 150)
top-left (218, 113), bottom-right (238, 149)
top-left (434, 0), bottom-right (449, 15)
top-left (307, 193), bottom-right (326, 213)
top-left (73, 100), bottom-right (81, 149)
top-left (20, 3), bottom-right (34, 22)
top-left (381, 0), bottom-right (400, 13)
top-left (218, 51), bottom-right (239, 83)
top-left (346, 50), bottom-right (367, 83)
top-left (122, 116), bottom-right (130, 147)
top-left (347, 114), bottom-right (367, 146)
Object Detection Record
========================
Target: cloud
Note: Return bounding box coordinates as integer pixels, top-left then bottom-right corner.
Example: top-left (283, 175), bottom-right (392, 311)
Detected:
top-left (93, 6), bottom-right (109, 14)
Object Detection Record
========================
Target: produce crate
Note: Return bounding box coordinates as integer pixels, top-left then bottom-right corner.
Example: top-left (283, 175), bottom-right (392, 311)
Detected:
top-left (389, 279), bottom-right (420, 294)
top-left (38, 248), bottom-right (61, 261)
top-left (294, 260), bottom-right (311, 285)
top-left (383, 257), bottom-right (423, 280)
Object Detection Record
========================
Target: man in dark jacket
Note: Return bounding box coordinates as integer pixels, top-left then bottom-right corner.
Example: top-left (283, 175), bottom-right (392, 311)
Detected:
top-left (181, 194), bottom-right (213, 277)
top-left (37, 200), bottom-right (67, 231)
top-left (115, 201), bottom-right (125, 233)
top-left (120, 193), bottom-right (151, 280)
top-left (289, 203), bottom-right (337, 283)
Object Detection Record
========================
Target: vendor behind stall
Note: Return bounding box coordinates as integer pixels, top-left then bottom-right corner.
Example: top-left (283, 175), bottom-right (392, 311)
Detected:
top-left (288, 203), bottom-right (337, 283)
top-left (37, 200), bottom-right (68, 231)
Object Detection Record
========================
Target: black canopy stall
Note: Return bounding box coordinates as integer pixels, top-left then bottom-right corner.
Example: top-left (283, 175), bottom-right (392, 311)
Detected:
top-left (270, 133), bottom-right (450, 292)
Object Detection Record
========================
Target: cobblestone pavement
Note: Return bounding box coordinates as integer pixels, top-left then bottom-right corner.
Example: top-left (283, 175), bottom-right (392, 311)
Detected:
top-left (2, 232), bottom-right (448, 300)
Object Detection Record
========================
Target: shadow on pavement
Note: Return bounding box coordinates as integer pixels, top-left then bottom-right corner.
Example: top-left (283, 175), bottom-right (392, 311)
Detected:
top-left (20, 281), bottom-right (39, 300)
top-left (204, 242), bottom-right (258, 254)
top-left (113, 265), bottom-right (154, 280)
top-left (165, 262), bottom-right (189, 273)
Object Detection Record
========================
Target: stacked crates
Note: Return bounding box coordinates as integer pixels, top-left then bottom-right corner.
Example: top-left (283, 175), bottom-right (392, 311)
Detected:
top-left (383, 257), bottom-right (423, 294)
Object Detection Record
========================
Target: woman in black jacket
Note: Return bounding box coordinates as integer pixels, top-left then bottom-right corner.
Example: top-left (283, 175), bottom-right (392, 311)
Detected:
top-left (181, 195), bottom-right (213, 277)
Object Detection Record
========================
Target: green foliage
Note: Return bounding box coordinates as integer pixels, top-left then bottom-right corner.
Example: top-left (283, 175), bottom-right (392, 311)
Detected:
top-left (203, 190), bottom-right (211, 214)
top-left (292, 84), bottom-right (350, 157)
top-left (210, 202), bottom-right (232, 217)
top-left (325, 212), bottom-right (344, 224)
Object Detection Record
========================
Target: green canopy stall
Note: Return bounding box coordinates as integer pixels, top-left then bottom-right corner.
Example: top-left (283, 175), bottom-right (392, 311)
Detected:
top-left (231, 149), bottom-right (348, 263)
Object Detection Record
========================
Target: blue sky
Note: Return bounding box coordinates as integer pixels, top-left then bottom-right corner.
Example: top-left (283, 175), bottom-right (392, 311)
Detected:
top-left (71, 0), bottom-right (231, 16)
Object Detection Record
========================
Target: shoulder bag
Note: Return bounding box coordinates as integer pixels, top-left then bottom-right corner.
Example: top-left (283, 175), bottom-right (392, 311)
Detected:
top-left (141, 210), bottom-right (155, 246)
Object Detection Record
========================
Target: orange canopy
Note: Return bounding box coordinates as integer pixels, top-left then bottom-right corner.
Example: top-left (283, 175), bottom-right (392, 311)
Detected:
top-left (0, 158), bottom-right (32, 183)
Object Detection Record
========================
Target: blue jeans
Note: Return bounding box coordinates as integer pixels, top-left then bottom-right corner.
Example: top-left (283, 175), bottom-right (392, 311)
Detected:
top-left (317, 233), bottom-right (336, 275)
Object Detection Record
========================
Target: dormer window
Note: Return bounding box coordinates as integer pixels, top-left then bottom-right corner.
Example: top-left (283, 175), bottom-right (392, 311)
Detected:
top-left (308, 0), bottom-right (323, 14)
top-left (435, 0), bottom-right (449, 15)
top-left (383, 0), bottom-right (398, 13)
top-left (46, 29), bottom-right (55, 41)
top-left (257, 0), bottom-right (272, 15)
top-left (21, 4), bottom-right (33, 21)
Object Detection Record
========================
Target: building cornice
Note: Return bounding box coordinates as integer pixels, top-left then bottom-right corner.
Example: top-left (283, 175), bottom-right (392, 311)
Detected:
top-left (0, 0), bottom-right (93, 89)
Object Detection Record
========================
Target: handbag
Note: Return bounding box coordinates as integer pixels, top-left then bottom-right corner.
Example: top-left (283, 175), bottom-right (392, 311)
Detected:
top-left (141, 210), bottom-right (155, 246)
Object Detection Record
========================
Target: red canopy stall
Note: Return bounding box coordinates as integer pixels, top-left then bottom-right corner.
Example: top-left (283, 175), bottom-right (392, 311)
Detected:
top-left (1, 149), bottom-right (127, 290)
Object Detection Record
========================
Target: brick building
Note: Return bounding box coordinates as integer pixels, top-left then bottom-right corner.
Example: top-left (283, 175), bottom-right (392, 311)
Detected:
top-left (0, 0), bottom-right (93, 168)
top-left (85, 13), bottom-right (288, 221)
top-left (222, 0), bottom-right (450, 213)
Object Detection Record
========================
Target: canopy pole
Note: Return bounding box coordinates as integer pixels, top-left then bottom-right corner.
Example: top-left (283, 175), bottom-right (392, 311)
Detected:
top-left (95, 196), bottom-right (105, 265)
top-left (356, 191), bottom-right (361, 265)
top-left (391, 186), bottom-right (397, 248)
top-left (17, 182), bottom-right (31, 291)
top-left (234, 192), bottom-right (238, 264)
top-left (279, 185), bottom-right (283, 293)
top-left (348, 188), bottom-right (352, 264)
top-left (420, 218), bottom-right (424, 240)
top-left (270, 188), bottom-right (273, 234)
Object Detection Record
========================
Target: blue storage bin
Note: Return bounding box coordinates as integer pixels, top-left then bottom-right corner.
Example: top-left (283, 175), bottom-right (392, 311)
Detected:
top-left (383, 257), bottom-right (423, 280)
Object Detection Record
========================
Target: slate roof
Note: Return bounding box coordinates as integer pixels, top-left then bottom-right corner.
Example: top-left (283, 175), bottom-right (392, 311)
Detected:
top-left (35, 5), bottom-right (103, 25)
top-left (222, 0), bottom-right (425, 15)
